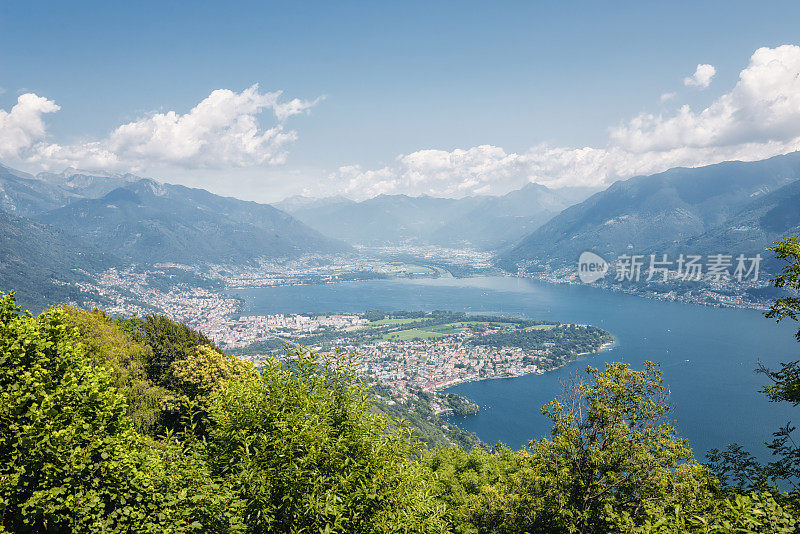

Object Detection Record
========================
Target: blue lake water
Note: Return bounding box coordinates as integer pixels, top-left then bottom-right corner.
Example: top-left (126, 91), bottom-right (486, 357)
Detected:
top-left (233, 276), bottom-right (799, 461)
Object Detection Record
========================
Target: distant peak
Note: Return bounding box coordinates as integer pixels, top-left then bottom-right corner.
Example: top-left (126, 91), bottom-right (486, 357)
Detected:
top-left (275, 194), bottom-right (355, 211)
top-left (520, 181), bottom-right (551, 191)
top-left (60, 167), bottom-right (125, 179)
top-left (102, 187), bottom-right (142, 204)
top-left (127, 178), bottom-right (168, 197)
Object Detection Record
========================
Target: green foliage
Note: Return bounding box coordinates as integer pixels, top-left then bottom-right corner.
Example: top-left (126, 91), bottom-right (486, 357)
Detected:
top-left (759, 360), bottom-right (800, 407)
top-left (748, 236), bottom-right (800, 490)
top-left (123, 314), bottom-right (218, 388)
top-left (440, 392), bottom-right (480, 416)
top-left (607, 491), bottom-right (798, 533)
top-left (371, 384), bottom-right (481, 450)
top-left (426, 363), bottom-right (737, 534)
top-left (207, 345), bottom-right (449, 533)
top-left (705, 444), bottom-right (769, 492)
top-left (766, 236), bottom-right (800, 342)
top-left (0, 292), bottom-right (243, 532)
top-left (423, 445), bottom-right (529, 534)
top-left (112, 313), bottom-right (233, 433)
top-left (520, 362), bottom-right (711, 532)
top-left (52, 305), bottom-right (171, 435)
top-left (425, 360), bottom-right (800, 533)
top-left (3, 295), bottom-right (440, 532)
top-left (166, 343), bottom-right (258, 436)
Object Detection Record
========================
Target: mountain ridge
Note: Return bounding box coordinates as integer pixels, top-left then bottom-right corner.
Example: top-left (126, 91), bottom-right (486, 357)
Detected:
top-left (499, 151), bottom-right (800, 271)
top-left (38, 178), bottom-right (349, 264)
top-left (0, 207), bottom-right (117, 311)
top-left (278, 183), bottom-right (595, 249)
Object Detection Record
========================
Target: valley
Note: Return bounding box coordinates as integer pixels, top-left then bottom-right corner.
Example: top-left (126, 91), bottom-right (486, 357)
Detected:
top-left (5, 154), bottom-right (797, 318)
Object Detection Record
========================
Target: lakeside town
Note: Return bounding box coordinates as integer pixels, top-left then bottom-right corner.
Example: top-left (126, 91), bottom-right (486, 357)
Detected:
top-left (220, 311), bottom-right (614, 402)
top-left (70, 248), bottom-right (494, 318)
top-left (69, 259), bottom-right (614, 404)
top-left (61, 247), bottom-right (781, 408)
top-left (518, 260), bottom-right (775, 309)
top-left (59, 245), bottom-right (785, 410)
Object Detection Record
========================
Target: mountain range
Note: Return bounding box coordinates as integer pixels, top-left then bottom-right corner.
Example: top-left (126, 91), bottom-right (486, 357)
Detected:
top-left (0, 164), bottom-right (143, 217)
top-left (0, 208), bottom-right (116, 311)
top-left (37, 178), bottom-right (347, 264)
top-left (670, 177), bottom-right (800, 272)
top-left (499, 151), bottom-right (800, 273)
top-left (4, 149), bottom-right (800, 311)
top-left (0, 165), bottom-right (346, 310)
top-left (276, 184), bottom-right (597, 249)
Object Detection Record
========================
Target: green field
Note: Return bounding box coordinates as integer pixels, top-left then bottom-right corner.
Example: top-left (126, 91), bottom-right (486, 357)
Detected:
top-left (382, 328), bottom-right (448, 340)
top-left (369, 317), bottom-right (425, 326)
top-left (423, 324), bottom-right (466, 334)
top-left (366, 314), bottom-right (560, 342)
top-left (379, 321), bottom-right (500, 340)
top-left (377, 319), bottom-right (540, 341)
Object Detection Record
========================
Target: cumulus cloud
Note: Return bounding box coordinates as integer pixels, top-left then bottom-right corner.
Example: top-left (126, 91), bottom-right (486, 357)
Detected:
top-left (684, 63), bottom-right (716, 88)
top-left (0, 84), bottom-right (320, 171)
top-left (333, 146), bottom-right (526, 199)
top-left (333, 45), bottom-right (800, 198)
top-left (612, 46), bottom-right (800, 152)
top-left (0, 93), bottom-right (60, 159)
top-left (273, 95), bottom-right (325, 122)
top-left (660, 92), bottom-right (676, 102)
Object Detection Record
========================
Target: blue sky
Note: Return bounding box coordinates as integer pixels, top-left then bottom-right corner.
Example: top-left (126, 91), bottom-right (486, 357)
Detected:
top-left (2, 1), bottom-right (800, 201)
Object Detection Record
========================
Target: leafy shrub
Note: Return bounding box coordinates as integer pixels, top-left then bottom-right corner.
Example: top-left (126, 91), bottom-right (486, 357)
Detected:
top-left (207, 346), bottom-right (449, 533)
top-left (0, 293), bottom-right (243, 533)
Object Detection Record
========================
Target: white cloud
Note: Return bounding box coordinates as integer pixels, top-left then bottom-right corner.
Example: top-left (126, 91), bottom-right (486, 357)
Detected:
top-left (612, 46), bottom-right (800, 152)
top-left (273, 95), bottom-right (325, 122)
top-left (331, 146), bottom-right (529, 199)
top-left (0, 93), bottom-right (60, 159)
top-left (660, 92), bottom-right (676, 102)
top-left (684, 63), bottom-right (716, 88)
top-left (0, 84), bottom-right (321, 171)
top-left (332, 45), bottom-right (800, 198)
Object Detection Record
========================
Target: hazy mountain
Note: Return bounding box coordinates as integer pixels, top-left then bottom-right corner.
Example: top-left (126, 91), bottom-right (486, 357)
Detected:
top-left (38, 179), bottom-right (348, 264)
top-left (0, 164), bottom-right (142, 217)
top-left (551, 186), bottom-right (604, 206)
top-left (279, 183), bottom-right (592, 249)
top-left (274, 194), bottom-right (356, 213)
top-left (429, 183), bottom-right (592, 249)
top-left (36, 168), bottom-right (141, 199)
top-left (0, 208), bottom-right (116, 312)
top-left (669, 178), bottom-right (800, 272)
top-left (499, 152), bottom-right (800, 270)
top-left (280, 194), bottom-right (485, 246)
top-left (0, 164), bottom-right (80, 216)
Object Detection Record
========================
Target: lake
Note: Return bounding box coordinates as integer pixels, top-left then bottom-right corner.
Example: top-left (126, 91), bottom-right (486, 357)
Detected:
top-left (233, 276), bottom-right (799, 461)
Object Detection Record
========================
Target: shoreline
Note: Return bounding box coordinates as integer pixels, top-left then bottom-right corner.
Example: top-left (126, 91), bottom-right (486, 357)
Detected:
top-left (433, 339), bottom-right (616, 394)
top-left (435, 340), bottom-right (617, 441)
top-left (509, 271), bottom-right (771, 311)
top-left (227, 270), bottom-right (771, 318)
